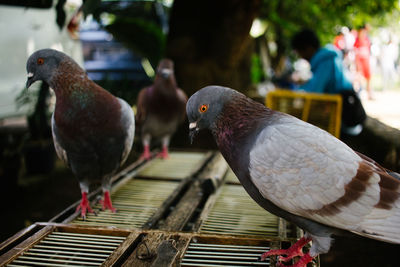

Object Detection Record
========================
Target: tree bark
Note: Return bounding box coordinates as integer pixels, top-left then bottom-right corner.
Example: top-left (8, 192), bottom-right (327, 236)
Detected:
top-left (166, 0), bottom-right (261, 96)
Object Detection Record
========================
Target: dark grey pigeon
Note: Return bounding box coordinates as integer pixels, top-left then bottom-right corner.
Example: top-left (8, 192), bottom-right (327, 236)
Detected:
top-left (186, 85), bottom-right (400, 267)
top-left (26, 49), bottom-right (135, 219)
top-left (136, 59), bottom-right (187, 160)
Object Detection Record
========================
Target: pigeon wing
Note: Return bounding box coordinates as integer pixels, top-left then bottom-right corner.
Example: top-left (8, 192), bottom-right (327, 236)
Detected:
top-left (118, 97), bottom-right (135, 165)
top-left (51, 114), bottom-right (69, 166)
top-left (248, 116), bottom-right (400, 243)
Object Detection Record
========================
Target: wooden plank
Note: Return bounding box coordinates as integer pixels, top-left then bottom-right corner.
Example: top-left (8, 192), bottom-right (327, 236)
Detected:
top-left (0, 225), bottom-right (54, 265)
top-left (192, 185), bottom-right (222, 232)
top-left (121, 233), bottom-right (192, 267)
top-left (171, 235), bottom-right (192, 267)
top-left (278, 217), bottom-right (287, 239)
top-left (142, 152), bottom-right (214, 230)
top-left (158, 180), bottom-right (204, 231)
top-left (122, 232), bottom-right (166, 267)
top-left (199, 152), bottom-right (228, 194)
top-left (142, 177), bottom-right (193, 230)
top-left (150, 239), bottom-right (178, 267)
top-left (157, 153), bottom-right (227, 232)
top-left (190, 155), bottom-right (232, 232)
top-left (101, 231), bottom-right (141, 267)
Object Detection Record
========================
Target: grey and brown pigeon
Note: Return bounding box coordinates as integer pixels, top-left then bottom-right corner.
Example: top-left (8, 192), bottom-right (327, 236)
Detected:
top-left (187, 85), bottom-right (400, 267)
top-left (26, 49), bottom-right (135, 219)
top-left (136, 59), bottom-right (187, 160)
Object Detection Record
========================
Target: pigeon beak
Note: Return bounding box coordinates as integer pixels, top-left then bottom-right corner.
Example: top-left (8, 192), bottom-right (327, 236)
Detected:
top-left (189, 121), bottom-right (199, 144)
top-left (26, 72), bottom-right (35, 88)
top-left (160, 69), bottom-right (172, 79)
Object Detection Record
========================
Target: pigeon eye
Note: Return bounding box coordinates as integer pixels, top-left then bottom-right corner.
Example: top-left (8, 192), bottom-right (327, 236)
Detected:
top-left (37, 58), bottom-right (44, 65)
top-left (199, 104), bottom-right (208, 113)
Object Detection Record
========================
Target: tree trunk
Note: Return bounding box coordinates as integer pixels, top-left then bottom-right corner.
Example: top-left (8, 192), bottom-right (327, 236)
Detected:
top-left (166, 0), bottom-right (261, 96)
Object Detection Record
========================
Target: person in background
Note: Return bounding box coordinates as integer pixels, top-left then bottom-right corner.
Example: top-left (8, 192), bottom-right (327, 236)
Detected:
top-left (291, 29), bottom-right (353, 94)
top-left (380, 36), bottom-right (399, 90)
top-left (291, 28), bottom-right (366, 136)
top-left (334, 31), bottom-right (346, 52)
top-left (354, 24), bottom-right (373, 100)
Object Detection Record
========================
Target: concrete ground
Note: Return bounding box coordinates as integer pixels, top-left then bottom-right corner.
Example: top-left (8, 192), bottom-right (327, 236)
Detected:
top-left (362, 89), bottom-right (400, 129)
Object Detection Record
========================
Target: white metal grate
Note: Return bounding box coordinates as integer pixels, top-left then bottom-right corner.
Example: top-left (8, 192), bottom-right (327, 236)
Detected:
top-left (70, 179), bottom-right (178, 228)
top-left (200, 184), bottom-right (281, 237)
top-left (138, 151), bottom-right (208, 180)
top-left (181, 242), bottom-right (270, 266)
top-left (7, 231), bottom-right (125, 266)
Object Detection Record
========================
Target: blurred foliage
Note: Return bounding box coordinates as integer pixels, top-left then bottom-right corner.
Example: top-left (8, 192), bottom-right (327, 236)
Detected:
top-left (251, 53), bottom-right (263, 84)
top-left (89, 1), bottom-right (168, 67)
top-left (96, 76), bottom-right (150, 105)
top-left (258, 0), bottom-right (399, 69)
top-left (105, 16), bottom-right (166, 67)
top-left (53, 0), bottom-right (400, 89)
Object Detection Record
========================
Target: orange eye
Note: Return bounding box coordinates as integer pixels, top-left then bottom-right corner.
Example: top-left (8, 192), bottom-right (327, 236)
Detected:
top-left (37, 58), bottom-right (44, 65)
top-left (199, 104), bottom-right (208, 113)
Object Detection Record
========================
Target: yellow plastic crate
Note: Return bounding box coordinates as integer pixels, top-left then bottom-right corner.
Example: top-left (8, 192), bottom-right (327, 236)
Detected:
top-left (266, 89), bottom-right (342, 137)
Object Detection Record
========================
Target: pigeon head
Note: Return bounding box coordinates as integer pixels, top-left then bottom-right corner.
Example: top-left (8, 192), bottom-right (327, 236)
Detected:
top-left (157, 59), bottom-right (174, 79)
top-left (26, 49), bottom-right (67, 88)
top-left (186, 85), bottom-right (236, 143)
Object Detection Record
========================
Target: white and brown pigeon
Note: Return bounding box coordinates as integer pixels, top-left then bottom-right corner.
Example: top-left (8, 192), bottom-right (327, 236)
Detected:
top-left (26, 49), bottom-right (135, 219)
top-left (186, 85), bottom-right (400, 267)
top-left (136, 59), bottom-right (187, 160)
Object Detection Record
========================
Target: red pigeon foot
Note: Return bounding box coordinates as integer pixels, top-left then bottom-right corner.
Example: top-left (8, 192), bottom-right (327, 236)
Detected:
top-left (156, 146), bottom-right (169, 159)
top-left (277, 253), bottom-right (314, 267)
top-left (76, 192), bottom-right (94, 219)
top-left (99, 191), bottom-right (116, 212)
top-left (140, 145), bottom-right (151, 160)
top-left (260, 236), bottom-right (311, 262)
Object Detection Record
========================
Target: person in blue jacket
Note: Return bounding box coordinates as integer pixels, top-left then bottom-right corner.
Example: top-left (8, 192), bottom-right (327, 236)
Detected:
top-left (291, 29), bottom-right (353, 94)
top-left (291, 29), bottom-right (366, 136)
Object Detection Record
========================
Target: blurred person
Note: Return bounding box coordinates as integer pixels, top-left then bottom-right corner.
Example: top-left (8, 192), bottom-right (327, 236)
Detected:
top-left (380, 36), bottom-right (399, 90)
top-left (291, 29), bottom-right (366, 136)
top-left (291, 29), bottom-right (352, 95)
top-left (335, 26), bottom-right (356, 82)
top-left (354, 24), bottom-right (373, 99)
top-left (333, 31), bottom-right (345, 52)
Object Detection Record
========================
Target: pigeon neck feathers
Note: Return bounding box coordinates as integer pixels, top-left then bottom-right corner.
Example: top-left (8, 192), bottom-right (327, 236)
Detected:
top-left (212, 94), bottom-right (277, 165)
top-left (154, 72), bottom-right (177, 86)
top-left (52, 59), bottom-right (121, 136)
top-left (152, 75), bottom-right (178, 97)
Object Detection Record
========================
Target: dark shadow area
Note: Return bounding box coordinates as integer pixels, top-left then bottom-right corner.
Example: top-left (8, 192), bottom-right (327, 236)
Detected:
top-left (321, 235), bottom-right (400, 267)
top-left (0, 160), bottom-right (79, 243)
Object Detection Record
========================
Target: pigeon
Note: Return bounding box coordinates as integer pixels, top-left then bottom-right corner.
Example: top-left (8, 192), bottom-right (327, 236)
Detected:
top-left (136, 59), bottom-right (187, 160)
top-left (187, 85), bottom-right (400, 267)
top-left (26, 49), bottom-right (135, 219)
